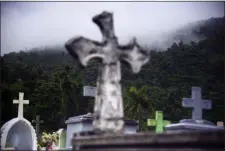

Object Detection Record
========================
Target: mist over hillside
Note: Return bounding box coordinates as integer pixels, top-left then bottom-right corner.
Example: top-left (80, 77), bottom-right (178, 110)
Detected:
top-left (1, 16), bottom-right (224, 56)
top-left (143, 17), bottom-right (224, 50)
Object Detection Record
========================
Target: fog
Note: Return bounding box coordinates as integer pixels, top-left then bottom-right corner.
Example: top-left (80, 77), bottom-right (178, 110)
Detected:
top-left (1, 2), bottom-right (224, 54)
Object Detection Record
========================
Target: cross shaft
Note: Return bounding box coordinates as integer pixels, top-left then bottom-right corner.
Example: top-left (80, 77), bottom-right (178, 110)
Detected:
top-left (32, 115), bottom-right (43, 140)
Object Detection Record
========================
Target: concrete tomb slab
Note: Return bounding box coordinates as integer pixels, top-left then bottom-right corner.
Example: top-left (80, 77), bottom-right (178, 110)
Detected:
top-left (65, 113), bottom-right (138, 148)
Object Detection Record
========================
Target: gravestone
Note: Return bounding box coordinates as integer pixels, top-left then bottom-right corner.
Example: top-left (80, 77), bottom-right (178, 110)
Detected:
top-left (65, 113), bottom-right (138, 148)
top-left (83, 86), bottom-right (96, 97)
top-left (52, 129), bottom-right (66, 150)
top-left (182, 87), bottom-right (211, 120)
top-left (217, 121), bottom-right (224, 127)
top-left (83, 86), bottom-right (96, 113)
top-left (165, 87), bottom-right (224, 132)
top-left (65, 11), bottom-right (224, 151)
top-left (1, 92), bottom-right (37, 150)
top-left (65, 11), bottom-right (149, 134)
top-left (32, 115), bottom-right (43, 141)
top-left (147, 111), bottom-right (171, 133)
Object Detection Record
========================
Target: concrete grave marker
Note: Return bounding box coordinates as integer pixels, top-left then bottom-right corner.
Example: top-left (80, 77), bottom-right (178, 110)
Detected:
top-left (13, 92), bottom-right (29, 119)
top-left (83, 86), bottom-right (96, 97)
top-left (182, 87), bottom-right (211, 121)
top-left (217, 121), bottom-right (224, 127)
top-left (52, 129), bottom-right (66, 150)
top-left (32, 115), bottom-right (43, 141)
top-left (147, 111), bottom-right (171, 133)
top-left (65, 11), bottom-right (150, 134)
top-left (1, 92), bottom-right (37, 150)
top-left (165, 87), bottom-right (224, 132)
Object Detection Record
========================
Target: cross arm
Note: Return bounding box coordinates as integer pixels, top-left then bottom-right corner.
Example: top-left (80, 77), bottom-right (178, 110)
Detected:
top-left (65, 36), bottom-right (105, 67)
top-left (119, 38), bottom-right (150, 73)
top-left (147, 119), bottom-right (156, 126)
top-left (32, 120), bottom-right (43, 123)
top-left (13, 100), bottom-right (19, 104)
top-left (182, 98), bottom-right (193, 108)
top-left (202, 99), bottom-right (212, 109)
top-left (163, 120), bottom-right (171, 126)
top-left (13, 99), bottom-right (29, 104)
top-left (23, 100), bottom-right (29, 104)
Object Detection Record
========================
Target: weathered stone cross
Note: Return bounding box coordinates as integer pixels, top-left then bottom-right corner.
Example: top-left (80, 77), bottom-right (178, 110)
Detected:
top-left (13, 92), bottom-right (29, 119)
top-left (182, 87), bottom-right (212, 121)
top-left (32, 115), bottom-right (43, 140)
top-left (147, 111), bottom-right (171, 133)
top-left (65, 11), bottom-right (150, 133)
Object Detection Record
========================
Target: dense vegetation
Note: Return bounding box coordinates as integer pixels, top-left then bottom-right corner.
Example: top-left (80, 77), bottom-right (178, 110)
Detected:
top-left (1, 17), bottom-right (224, 131)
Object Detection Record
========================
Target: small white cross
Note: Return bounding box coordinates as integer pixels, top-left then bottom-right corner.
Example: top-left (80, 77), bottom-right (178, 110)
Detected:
top-left (13, 92), bottom-right (29, 119)
top-left (83, 86), bottom-right (96, 97)
top-left (182, 87), bottom-right (212, 120)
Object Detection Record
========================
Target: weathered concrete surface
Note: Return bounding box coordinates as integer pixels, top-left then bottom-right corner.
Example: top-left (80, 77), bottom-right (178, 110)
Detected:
top-left (72, 131), bottom-right (224, 151)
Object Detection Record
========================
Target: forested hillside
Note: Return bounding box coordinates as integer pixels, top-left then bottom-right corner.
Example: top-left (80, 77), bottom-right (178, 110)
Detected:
top-left (1, 17), bottom-right (224, 131)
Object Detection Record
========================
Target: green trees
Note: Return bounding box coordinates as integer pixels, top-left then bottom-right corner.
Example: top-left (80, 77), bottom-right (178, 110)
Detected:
top-left (1, 17), bottom-right (224, 131)
top-left (123, 85), bottom-right (155, 131)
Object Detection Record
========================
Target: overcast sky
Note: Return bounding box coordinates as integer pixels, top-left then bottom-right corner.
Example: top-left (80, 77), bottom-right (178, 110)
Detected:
top-left (1, 2), bottom-right (224, 55)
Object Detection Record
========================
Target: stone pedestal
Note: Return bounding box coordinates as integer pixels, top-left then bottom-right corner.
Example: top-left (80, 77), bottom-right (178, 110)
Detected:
top-left (72, 131), bottom-right (224, 151)
top-left (65, 113), bottom-right (138, 148)
top-left (165, 119), bottom-right (224, 132)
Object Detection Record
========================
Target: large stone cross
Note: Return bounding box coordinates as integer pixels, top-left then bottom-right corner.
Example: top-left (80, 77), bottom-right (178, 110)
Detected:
top-left (182, 87), bottom-right (212, 121)
top-left (65, 11), bottom-right (150, 133)
top-left (13, 92), bottom-right (29, 119)
top-left (147, 111), bottom-right (171, 133)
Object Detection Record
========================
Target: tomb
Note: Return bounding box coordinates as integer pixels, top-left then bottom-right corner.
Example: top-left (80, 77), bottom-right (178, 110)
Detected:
top-left (65, 113), bottom-right (138, 148)
top-left (0, 92), bottom-right (37, 150)
top-left (165, 87), bottom-right (224, 132)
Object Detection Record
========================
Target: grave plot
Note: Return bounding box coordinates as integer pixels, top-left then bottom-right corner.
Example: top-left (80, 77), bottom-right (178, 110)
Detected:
top-left (1, 92), bottom-right (37, 150)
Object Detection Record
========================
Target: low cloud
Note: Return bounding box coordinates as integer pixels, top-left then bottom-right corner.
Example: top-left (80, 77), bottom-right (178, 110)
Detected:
top-left (1, 2), bottom-right (224, 54)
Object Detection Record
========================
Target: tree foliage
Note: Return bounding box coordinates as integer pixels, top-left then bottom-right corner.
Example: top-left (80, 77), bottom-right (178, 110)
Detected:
top-left (1, 17), bottom-right (224, 131)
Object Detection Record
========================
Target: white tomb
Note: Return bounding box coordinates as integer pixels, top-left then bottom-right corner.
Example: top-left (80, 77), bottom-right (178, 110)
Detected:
top-left (1, 92), bottom-right (37, 150)
top-left (65, 113), bottom-right (138, 148)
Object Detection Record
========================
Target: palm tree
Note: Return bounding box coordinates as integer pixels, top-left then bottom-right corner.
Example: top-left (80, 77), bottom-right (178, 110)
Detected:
top-left (123, 85), bottom-right (155, 131)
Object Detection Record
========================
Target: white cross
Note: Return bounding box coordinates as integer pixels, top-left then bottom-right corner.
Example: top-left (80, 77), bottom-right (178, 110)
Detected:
top-left (182, 87), bottom-right (212, 120)
top-left (83, 86), bottom-right (96, 97)
top-left (13, 92), bottom-right (29, 119)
